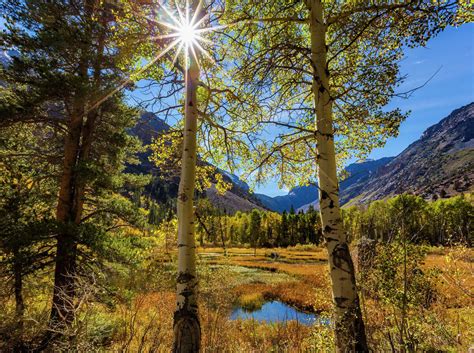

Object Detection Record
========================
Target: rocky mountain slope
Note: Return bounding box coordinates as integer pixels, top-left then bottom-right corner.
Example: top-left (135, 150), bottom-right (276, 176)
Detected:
top-left (351, 102), bottom-right (473, 204)
top-left (297, 157), bottom-right (395, 212)
top-left (133, 102), bottom-right (473, 214)
top-left (260, 102), bottom-right (473, 212)
top-left (206, 185), bottom-right (265, 214)
top-left (255, 158), bottom-right (394, 212)
top-left (131, 112), bottom-right (265, 213)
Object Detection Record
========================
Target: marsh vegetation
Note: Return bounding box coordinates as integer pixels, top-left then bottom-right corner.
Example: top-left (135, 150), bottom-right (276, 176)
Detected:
top-left (0, 0), bottom-right (472, 351)
top-left (1, 233), bottom-right (472, 351)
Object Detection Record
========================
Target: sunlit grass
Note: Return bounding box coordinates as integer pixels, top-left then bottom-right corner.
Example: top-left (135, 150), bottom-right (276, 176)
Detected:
top-left (238, 292), bottom-right (265, 311)
top-left (2, 245), bottom-right (471, 351)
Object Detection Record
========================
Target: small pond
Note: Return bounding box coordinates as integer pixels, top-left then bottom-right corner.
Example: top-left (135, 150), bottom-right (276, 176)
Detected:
top-left (230, 301), bottom-right (326, 326)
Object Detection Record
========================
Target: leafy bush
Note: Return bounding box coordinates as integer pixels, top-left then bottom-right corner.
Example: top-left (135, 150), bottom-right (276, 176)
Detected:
top-left (362, 242), bottom-right (453, 351)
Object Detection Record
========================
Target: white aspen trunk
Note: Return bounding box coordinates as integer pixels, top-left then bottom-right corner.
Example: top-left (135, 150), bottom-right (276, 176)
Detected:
top-left (172, 35), bottom-right (201, 353)
top-left (307, 1), bottom-right (368, 351)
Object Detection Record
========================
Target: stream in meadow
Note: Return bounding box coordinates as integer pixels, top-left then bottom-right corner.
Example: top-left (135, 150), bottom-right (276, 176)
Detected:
top-left (230, 300), bottom-right (327, 326)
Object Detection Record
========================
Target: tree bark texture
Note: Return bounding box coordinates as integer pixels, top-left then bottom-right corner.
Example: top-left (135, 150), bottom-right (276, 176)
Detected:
top-left (49, 110), bottom-right (83, 330)
top-left (48, 0), bottom-right (104, 333)
top-left (307, 1), bottom-right (368, 351)
top-left (173, 18), bottom-right (201, 353)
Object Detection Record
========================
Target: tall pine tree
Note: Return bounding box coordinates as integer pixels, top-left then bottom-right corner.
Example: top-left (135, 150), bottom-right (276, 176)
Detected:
top-left (1, 0), bottom-right (146, 344)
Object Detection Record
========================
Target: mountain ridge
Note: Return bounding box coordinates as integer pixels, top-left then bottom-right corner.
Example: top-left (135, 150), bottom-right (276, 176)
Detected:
top-left (258, 102), bottom-right (473, 212)
top-left (131, 112), bottom-right (265, 214)
top-left (255, 157), bottom-right (395, 213)
top-left (132, 102), bottom-right (473, 214)
top-left (352, 101), bottom-right (473, 204)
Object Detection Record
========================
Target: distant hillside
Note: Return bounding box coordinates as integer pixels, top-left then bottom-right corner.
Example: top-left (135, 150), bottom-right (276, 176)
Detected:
top-left (256, 158), bottom-right (394, 213)
top-left (132, 102), bottom-right (473, 213)
top-left (297, 157), bottom-right (395, 212)
top-left (130, 112), bottom-right (264, 213)
top-left (352, 102), bottom-right (473, 204)
top-left (261, 103), bottom-right (473, 213)
top-left (255, 185), bottom-right (318, 213)
top-left (206, 185), bottom-right (265, 214)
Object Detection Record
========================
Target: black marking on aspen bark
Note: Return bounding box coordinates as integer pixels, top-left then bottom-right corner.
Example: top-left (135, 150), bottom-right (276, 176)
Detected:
top-left (180, 290), bottom-right (194, 300)
top-left (329, 199), bottom-right (334, 209)
top-left (335, 296), bottom-right (349, 307)
top-left (325, 237), bottom-right (338, 242)
top-left (319, 86), bottom-right (325, 93)
top-left (177, 272), bottom-right (195, 284)
top-left (189, 101), bottom-right (194, 107)
top-left (173, 308), bottom-right (201, 353)
top-left (174, 308), bottom-right (199, 320)
top-left (178, 243), bottom-right (187, 248)
top-left (332, 243), bottom-right (355, 276)
top-left (325, 68), bottom-right (330, 77)
top-left (320, 190), bottom-right (329, 200)
top-left (324, 225), bottom-right (333, 233)
top-left (178, 193), bottom-right (188, 202)
top-left (318, 131), bottom-right (332, 139)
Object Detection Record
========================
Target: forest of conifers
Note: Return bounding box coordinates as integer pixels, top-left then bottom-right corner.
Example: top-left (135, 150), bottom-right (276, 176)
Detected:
top-left (0, 0), bottom-right (472, 352)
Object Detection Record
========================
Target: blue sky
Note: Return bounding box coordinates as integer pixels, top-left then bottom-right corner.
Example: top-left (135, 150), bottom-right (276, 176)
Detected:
top-left (4, 13), bottom-right (470, 198)
top-left (256, 23), bottom-right (474, 197)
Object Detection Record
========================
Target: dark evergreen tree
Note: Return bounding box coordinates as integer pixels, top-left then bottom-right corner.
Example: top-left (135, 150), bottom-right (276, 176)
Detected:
top-left (278, 211), bottom-right (289, 246)
top-left (0, 0), bottom-right (147, 343)
top-left (0, 125), bottom-right (57, 348)
top-left (249, 209), bottom-right (261, 254)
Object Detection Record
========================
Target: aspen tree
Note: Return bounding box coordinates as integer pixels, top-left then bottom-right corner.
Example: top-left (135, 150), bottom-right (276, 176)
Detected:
top-left (173, 2), bottom-right (202, 349)
top-left (222, 0), bottom-right (465, 350)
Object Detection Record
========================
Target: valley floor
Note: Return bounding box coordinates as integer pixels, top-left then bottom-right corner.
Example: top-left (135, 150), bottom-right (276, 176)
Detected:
top-left (106, 245), bottom-right (473, 352)
top-left (1, 245), bottom-right (472, 352)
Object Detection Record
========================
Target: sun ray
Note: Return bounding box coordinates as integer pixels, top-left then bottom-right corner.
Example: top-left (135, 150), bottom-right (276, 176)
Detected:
top-left (175, 0), bottom-right (186, 24)
top-left (194, 24), bottom-right (228, 34)
top-left (172, 40), bottom-right (185, 66)
top-left (186, 0), bottom-right (190, 25)
top-left (150, 32), bottom-right (181, 40)
top-left (194, 34), bottom-right (213, 45)
top-left (189, 43), bottom-right (200, 69)
top-left (189, 0), bottom-right (204, 27)
top-left (155, 20), bottom-right (181, 32)
top-left (158, 2), bottom-right (182, 28)
top-left (193, 40), bottom-right (215, 64)
top-left (87, 38), bottom-right (181, 113)
top-left (138, 11), bottom-right (181, 34)
top-left (191, 12), bottom-right (209, 30)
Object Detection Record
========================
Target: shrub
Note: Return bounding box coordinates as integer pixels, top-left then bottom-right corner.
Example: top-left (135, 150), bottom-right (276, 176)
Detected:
top-left (238, 293), bottom-right (266, 311)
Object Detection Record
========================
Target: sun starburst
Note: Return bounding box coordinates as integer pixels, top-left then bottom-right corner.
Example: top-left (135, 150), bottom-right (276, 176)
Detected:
top-left (153, 0), bottom-right (220, 68)
top-left (87, 1), bottom-right (224, 113)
